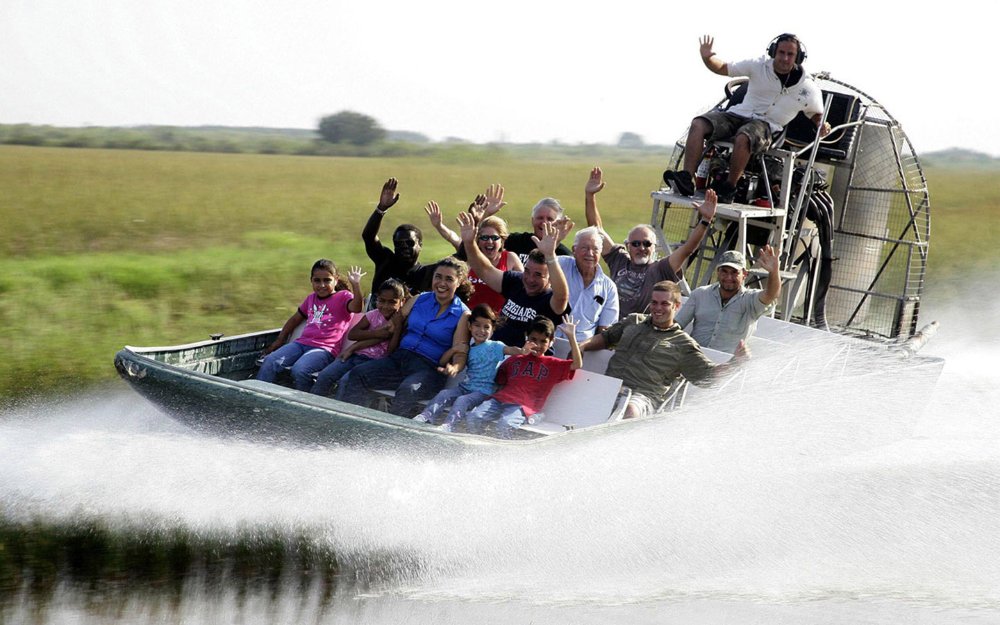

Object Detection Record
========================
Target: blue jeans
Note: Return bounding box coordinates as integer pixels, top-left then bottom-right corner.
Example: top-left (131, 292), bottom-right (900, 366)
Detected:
top-left (311, 354), bottom-right (373, 397)
top-left (416, 387), bottom-right (490, 427)
top-left (256, 342), bottom-right (334, 391)
top-left (466, 399), bottom-right (528, 439)
top-left (337, 348), bottom-right (446, 417)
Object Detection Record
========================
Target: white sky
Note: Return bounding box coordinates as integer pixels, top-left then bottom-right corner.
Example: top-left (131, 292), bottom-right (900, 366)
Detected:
top-left (1, 1), bottom-right (994, 156)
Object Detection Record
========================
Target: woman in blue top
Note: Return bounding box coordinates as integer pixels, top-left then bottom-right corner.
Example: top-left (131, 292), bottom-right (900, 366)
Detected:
top-left (338, 256), bottom-right (472, 417)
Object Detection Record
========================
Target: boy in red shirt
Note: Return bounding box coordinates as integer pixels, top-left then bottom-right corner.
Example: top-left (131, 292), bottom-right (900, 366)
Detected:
top-left (466, 314), bottom-right (582, 438)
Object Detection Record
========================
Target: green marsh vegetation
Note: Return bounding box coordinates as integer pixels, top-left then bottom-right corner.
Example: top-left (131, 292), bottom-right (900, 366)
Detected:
top-left (0, 145), bottom-right (993, 400)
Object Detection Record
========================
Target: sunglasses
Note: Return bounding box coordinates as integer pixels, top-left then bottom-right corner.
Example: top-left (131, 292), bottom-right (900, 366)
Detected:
top-left (478, 235), bottom-right (502, 242)
top-left (628, 240), bottom-right (654, 248)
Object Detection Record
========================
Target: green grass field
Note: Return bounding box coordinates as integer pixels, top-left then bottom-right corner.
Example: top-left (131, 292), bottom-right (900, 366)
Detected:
top-left (0, 145), bottom-right (996, 400)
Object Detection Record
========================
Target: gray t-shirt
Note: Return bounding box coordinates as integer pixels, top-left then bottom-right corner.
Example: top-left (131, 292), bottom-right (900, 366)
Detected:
top-left (604, 245), bottom-right (681, 319)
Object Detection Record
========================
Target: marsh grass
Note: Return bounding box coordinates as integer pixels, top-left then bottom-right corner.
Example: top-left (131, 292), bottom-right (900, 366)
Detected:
top-left (0, 145), bottom-right (993, 399)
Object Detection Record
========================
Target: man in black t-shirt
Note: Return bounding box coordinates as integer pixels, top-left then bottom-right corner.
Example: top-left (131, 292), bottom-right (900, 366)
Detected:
top-left (458, 211), bottom-right (570, 347)
top-left (361, 178), bottom-right (434, 306)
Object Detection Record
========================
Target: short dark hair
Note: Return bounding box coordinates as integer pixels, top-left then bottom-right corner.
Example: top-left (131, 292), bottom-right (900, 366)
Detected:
top-left (526, 249), bottom-right (546, 265)
top-left (394, 224), bottom-right (423, 244)
top-left (651, 280), bottom-right (682, 305)
top-left (527, 316), bottom-right (555, 340)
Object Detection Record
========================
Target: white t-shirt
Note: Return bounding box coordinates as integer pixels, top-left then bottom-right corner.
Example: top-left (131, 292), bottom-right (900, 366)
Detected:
top-left (727, 56), bottom-right (824, 132)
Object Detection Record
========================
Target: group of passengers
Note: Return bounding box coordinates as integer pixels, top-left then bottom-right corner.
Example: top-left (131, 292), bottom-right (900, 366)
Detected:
top-left (257, 166), bottom-right (779, 435)
top-left (257, 32), bottom-right (824, 435)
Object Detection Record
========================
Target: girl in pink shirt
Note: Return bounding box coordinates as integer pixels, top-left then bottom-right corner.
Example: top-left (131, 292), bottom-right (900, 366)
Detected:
top-left (257, 259), bottom-right (364, 391)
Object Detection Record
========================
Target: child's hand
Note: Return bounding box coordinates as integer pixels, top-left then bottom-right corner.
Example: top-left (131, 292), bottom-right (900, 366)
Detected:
top-left (347, 266), bottom-right (366, 285)
top-left (558, 313), bottom-right (578, 338)
top-left (522, 339), bottom-right (538, 355)
top-left (438, 362), bottom-right (460, 377)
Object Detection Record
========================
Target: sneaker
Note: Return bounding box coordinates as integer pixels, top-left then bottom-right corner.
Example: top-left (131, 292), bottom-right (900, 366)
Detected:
top-left (715, 180), bottom-right (737, 204)
top-left (413, 414), bottom-right (430, 423)
top-left (435, 423), bottom-right (453, 432)
top-left (670, 170), bottom-right (695, 197)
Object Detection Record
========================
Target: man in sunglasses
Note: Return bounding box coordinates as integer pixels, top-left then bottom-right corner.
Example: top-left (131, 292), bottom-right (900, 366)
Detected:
top-left (584, 167), bottom-right (716, 318)
top-left (361, 178), bottom-right (435, 307)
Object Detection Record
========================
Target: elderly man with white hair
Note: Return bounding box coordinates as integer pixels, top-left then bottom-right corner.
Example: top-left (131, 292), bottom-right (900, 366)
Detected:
top-left (502, 197), bottom-right (573, 265)
top-left (555, 225), bottom-right (620, 342)
top-left (584, 167), bottom-right (718, 318)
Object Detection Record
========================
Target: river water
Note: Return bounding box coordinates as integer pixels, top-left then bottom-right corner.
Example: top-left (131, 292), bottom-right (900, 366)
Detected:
top-left (1, 299), bottom-right (998, 624)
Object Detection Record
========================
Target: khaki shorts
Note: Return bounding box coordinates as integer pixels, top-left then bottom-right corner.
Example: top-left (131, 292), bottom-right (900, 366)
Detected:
top-left (698, 110), bottom-right (773, 154)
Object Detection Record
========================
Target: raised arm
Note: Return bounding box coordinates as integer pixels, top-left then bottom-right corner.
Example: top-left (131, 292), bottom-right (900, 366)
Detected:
top-left (346, 266), bottom-right (366, 314)
top-left (362, 178), bottom-right (400, 259)
top-left (458, 211), bottom-right (504, 292)
top-left (699, 35), bottom-right (728, 76)
top-left (666, 188), bottom-right (717, 273)
top-left (534, 222), bottom-right (570, 314)
top-left (756, 245), bottom-right (782, 306)
top-left (584, 166), bottom-right (615, 256)
top-left (558, 315), bottom-right (584, 371)
top-left (424, 201), bottom-right (462, 251)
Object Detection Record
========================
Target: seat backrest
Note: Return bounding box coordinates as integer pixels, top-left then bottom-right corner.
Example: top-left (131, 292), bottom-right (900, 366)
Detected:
top-left (538, 369), bottom-right (624, 429)
top-left (784, 90), bottom-right (861, 162)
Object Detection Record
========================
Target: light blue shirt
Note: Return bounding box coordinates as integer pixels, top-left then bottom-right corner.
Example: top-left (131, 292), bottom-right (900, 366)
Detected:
top-left (461, 339), bottom-right (507, 395)
top-left (555, 256), bottom-right (620, 342)
top-left (675, 283), bottom-right (769, 353)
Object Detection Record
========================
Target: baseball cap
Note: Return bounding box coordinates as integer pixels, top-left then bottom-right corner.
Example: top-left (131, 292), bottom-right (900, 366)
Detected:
top-left (717, 250), bottom-right (747, 270)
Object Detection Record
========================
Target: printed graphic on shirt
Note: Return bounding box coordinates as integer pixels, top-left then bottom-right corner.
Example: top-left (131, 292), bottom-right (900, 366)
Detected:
top-left (308, 303), bottom-right (328, 326)
top-left (505, 358), bottom-right (550, 382)
top-left (499, 299), bottom-right (540, 324)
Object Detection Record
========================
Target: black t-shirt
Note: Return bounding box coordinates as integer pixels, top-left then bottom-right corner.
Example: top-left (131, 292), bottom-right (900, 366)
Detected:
top-left (493, 270), bottom-right (571, 347)
top-left (504, 232), bottom-right (572, 265)
top-left (367, 243), bottom-right (433, 303)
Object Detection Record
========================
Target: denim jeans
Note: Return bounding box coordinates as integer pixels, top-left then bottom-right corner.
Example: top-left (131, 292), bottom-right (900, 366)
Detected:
top-left (337, 348), bottom-right (446, 417)
top-left (466, 398), bottom-right (528, 439)
top-left (416, 387), bottom-right (490, 427)
top-left (311, 354), bottom-right (373, 397)
top-left (256, 342), bottom-right (334, 391)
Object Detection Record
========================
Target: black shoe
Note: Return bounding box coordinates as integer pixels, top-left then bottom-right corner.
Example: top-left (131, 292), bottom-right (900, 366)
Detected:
top-left (666, 170), bottom-right (695, 196)
top-left (715, 181), bottom-right (737, 204)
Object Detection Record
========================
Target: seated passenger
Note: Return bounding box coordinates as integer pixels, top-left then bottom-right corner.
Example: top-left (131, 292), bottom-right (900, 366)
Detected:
top-left (584, 166), bottom-right (717, 318)
top-left (663, 34), bottom-right (830, 203)
top-left (337, 257), bottom-right (472, 417)
top-left (413, 304), bottom-right (529, 432)
top-left (581, 281), bottom-right (749, 418)
top-left (458, 211), bottom-right (571, 348)
top-left (466, 315), bottom-right (582, 439)
top-left (554, 225), bottom-right (620, 341)
top-left (310, 279), bottom-right (405, 397)
top-left (424, 188), bottom-right (524, 311)
top-left (257, 261), bottom-right (364, 391)
top-left (473, 187), bottom-right (573, 265)
top-left (675, 247), bottom-right (780, 353)
top-left (361, 177), bottom-right (434, 305)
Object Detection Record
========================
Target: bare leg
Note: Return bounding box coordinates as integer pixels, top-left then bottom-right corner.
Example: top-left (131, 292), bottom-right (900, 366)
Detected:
top-left (728, 133), bottom-right (753, 185)
top-left (683, 118), bottom-right (713, 174)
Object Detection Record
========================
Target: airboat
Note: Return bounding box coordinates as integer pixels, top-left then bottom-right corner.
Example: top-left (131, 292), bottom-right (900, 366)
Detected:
top-left (115, 73), bottom-right (943, 449)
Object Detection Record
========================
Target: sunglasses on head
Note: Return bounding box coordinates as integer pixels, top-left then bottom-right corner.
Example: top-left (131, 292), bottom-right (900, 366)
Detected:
top-left (478, 234), bottom-right (502, 242)
top-left (628, 240), bottom-right (654, 248)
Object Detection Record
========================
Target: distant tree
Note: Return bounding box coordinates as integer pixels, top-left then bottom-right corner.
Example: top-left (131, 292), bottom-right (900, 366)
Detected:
top-left (617, 132), bottom-right (645, 149)
top-left (317, 111), bottom-right (385, 145)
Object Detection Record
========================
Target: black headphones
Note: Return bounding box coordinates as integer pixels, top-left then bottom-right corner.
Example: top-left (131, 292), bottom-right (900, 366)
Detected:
top-left (767, 33), bottom-right (807, 65)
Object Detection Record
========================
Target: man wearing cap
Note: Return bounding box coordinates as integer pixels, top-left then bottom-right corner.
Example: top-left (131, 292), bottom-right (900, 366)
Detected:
top-left (675, 245), bottom-right (780, 353)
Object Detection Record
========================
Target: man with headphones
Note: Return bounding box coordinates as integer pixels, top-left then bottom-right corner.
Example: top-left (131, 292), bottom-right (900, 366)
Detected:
top-left (664, 34), bottom-right (831, 204)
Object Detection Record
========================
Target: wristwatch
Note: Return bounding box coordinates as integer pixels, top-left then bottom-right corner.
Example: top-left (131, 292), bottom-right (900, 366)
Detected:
top-left (699, 218), bottom-right (713, 227)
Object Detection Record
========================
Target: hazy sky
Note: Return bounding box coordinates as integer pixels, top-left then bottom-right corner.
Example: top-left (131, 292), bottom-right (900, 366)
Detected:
top-left (2, 1), bottom-right (994, 155)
